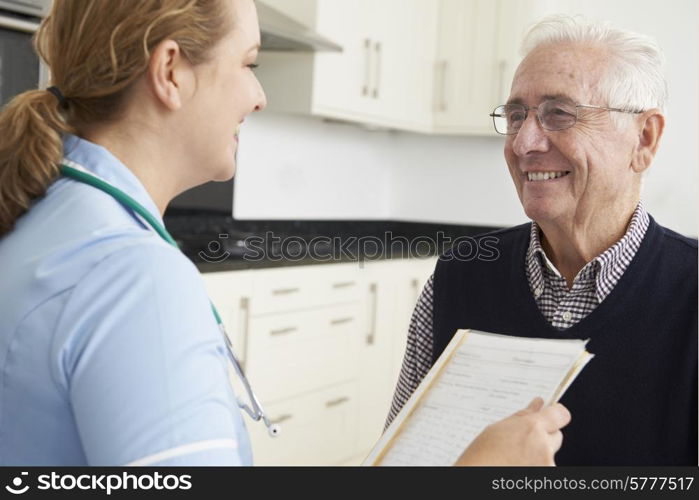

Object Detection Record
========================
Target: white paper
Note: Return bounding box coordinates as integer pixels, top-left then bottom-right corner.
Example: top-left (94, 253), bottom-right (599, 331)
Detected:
top-left (375, 330), bottom-right (590, 466)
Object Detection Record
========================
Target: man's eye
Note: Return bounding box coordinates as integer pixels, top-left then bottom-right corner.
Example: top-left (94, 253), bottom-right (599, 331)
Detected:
top-left (550, 107), bottom-right (574, 116)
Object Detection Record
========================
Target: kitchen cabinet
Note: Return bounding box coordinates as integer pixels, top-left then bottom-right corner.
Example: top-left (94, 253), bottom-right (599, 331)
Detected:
top-left (430, 0), bottom-right (566, 134)
top-left (248, 381), bottom-right (360, 465)
top-left (352, 258), bottom-right (436, 458)
top-left (200, 257), bottom-right (437, 465)
top-left (255, 0), bottom-right (527, 135)
top-left (312, 0), bottom-right (438, 131)
top-left (432, 0), bottom-right (502, 134)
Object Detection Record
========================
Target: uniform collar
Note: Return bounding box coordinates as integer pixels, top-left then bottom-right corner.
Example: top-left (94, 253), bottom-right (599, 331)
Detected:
top-left (61, 133), bottom-right (163, 225)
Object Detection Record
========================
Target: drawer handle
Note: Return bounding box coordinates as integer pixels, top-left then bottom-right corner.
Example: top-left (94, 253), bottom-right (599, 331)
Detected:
top-left (372, 41), bottom-right (381, 99)
top-left (332, 281), bottom-right (356, 289)
top-left (270, 327), bottom-right (298, 336)
top-left (325, 397), bottom-right (350, 408)
top-left (367, 282), bottom-right (378, 345)
top-left (270, 414), bottom-right (293, 424)
top-left (239, 297), bottom-right (250, 372)
top-left (272, 287), bottom-right (300, 296)
top-left (362, 38), bottom-right (371, 97)
top-left (330, 317), bottom-right (354, 326)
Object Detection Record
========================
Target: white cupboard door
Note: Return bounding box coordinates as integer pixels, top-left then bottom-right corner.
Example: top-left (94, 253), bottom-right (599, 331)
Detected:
top-left (354, 276), bottom-right (395, 456)
top-left (248, 382), bottom-right (359, 465)
top-left (433, 0), bottom-right (500, 134)
top-left (368, 0), bottom-right (439, 130)
top-left (313, 0), bottom-right (374, 120)
top-left (245, 304), bottom-right (363, 403)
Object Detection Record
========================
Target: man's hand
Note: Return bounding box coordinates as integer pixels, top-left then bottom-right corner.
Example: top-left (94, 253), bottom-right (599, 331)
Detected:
top-left (455, 397), bottom-right (571, 466)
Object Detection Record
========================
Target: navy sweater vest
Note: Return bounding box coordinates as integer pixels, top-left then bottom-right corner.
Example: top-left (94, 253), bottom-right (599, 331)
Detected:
top-left (432, 217), bottom-right (697, 465)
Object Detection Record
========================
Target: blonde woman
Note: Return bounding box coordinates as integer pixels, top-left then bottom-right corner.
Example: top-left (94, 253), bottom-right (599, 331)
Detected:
top-left (0, 0), bottom-right (570, 466)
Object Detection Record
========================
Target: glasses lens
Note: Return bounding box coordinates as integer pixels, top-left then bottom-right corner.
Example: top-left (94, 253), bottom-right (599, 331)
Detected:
top-left (493, 105), bottom-right (526, 135)
top-left (540, 99), bottom-right (577, 131)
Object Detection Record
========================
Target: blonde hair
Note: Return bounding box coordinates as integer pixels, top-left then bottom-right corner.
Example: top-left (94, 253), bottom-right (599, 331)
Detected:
top-left (0, 0), bottom-right (233, 236)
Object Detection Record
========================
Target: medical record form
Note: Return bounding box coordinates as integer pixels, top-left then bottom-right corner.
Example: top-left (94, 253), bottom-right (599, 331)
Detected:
top-left (363, 329), bottom-right (593, 466)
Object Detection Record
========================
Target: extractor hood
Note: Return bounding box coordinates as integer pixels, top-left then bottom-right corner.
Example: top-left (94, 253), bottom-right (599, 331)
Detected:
top-left (0, 0), bottom-right (341, 52)
top-left (257, 2), bottom-right (341, 52)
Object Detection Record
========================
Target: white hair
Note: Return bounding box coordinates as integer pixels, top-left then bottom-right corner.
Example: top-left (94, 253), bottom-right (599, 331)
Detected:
top-left (521, 15), bottom-right (668, 117)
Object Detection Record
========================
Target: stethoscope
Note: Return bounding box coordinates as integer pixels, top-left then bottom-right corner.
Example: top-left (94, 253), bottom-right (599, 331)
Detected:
top-left (60, 161), bottom-right (280, 437)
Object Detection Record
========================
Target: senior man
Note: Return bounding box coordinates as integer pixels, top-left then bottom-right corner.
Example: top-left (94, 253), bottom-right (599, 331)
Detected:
top-left (387, 16), bottom-right (697, 465)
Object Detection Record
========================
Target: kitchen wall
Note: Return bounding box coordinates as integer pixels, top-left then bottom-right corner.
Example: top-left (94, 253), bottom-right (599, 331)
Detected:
top-left (234, 0), bottom-right (698, 236)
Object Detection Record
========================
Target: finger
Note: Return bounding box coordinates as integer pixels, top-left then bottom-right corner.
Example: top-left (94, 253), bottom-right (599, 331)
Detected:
top-left (528, 397), bottom-right (545, 411)
top-left (540, 403), bottom-right (572, 431)
top-left (548, 430), bottom-right (564, 453)
top-left (515, 397), bottom-right (545, 416)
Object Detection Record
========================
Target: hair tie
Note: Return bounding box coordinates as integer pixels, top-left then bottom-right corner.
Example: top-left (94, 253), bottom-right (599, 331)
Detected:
top-left (46, 86), bottom-right (69, 110)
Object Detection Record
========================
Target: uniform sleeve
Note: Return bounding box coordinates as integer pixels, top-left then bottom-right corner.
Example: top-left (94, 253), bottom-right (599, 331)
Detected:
top-left (55, 241), bottom-right (250, 466)
top-left (384, 274), bottom-right (436, 429)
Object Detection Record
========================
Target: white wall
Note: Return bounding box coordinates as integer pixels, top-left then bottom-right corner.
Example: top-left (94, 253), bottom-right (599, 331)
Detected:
top-left (235, 0), bottom-right (697, 236)
top-left (235, 114), bottom-right (392, 220)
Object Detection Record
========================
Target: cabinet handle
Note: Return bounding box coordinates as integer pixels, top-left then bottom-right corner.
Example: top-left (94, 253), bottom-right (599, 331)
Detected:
top-left (239, 297), bottom-right (250, 372)
top-left (496, 60), bottom-right (507, 107)
top-left (372, 41), bottom-right (382, 99)
top-left (330, 317), bottom-right (354, 326)
top-left (325, 396), bottom-right (350, 408)
top-left (438, 60), bottom-right (448, 112)
top-left (270, 326), bottom-right (298, 336)
top-left (270, 414), bottom-right (293, 424)
top-left (411, 278), bottom-right (421, 304)
top-left (272, 287), bottom-right (300, 296)
top-left (332, 281), bottom-right (356, 289)
top-left (362, 38), bottom-right (371, 97)
top-left (366, 282), bottom-right (378, 345)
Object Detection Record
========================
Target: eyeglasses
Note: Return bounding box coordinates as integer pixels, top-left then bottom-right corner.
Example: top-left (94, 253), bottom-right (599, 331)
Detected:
top-left (489, 98), bottom-right (644, 135)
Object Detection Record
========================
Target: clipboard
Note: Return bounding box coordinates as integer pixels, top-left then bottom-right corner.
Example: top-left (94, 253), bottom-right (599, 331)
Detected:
top-left (363, 329), bottom-right (593, 466)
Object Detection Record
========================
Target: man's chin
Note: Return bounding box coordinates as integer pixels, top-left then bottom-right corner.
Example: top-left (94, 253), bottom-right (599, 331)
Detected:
top-left (522, 201), bottom-right (565, 225)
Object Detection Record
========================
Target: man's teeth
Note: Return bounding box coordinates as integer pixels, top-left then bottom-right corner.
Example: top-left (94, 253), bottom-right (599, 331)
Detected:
top-left (235, 124), bottom-right (242, 135)
top-left (527, 171), bottom-right (569, 182)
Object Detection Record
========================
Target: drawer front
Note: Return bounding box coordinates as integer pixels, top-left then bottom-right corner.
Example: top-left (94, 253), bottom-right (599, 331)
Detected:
top-left (250, 265), bottom-right (364, 315)
top-left (248, 382), bottom-right (359, 465)
top-left (245, 304), bottom-right (364, 403)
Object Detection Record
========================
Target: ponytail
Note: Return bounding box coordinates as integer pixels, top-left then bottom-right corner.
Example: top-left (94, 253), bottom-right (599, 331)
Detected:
top-left (0, 90), bottom-right (74, 236)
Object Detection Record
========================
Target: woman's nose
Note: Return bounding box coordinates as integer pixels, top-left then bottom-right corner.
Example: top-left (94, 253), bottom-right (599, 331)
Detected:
top-left (254, 83), bottom-right (267, 112)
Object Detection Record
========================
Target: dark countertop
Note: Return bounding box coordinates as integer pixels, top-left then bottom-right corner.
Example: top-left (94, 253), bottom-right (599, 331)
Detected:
top-left (163, 211), bottom-right (500, 273)
top-left (194, 253), bottom-right (424, 273)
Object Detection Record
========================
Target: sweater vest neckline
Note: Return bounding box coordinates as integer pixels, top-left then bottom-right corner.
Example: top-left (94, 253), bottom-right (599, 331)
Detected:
top-left (499, 216), bottom-right (662, 340)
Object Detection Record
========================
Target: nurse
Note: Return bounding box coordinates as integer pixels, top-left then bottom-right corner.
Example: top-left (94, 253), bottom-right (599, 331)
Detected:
top-left (0, 0), bottom-right (570, 465)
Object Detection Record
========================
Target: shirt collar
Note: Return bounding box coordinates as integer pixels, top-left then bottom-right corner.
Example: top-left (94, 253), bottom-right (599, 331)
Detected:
top-left (526, 201), bottom-right (649, 302)
top-left (61, 133), bottom-right (163, 225)
top-left (593, 201), bottom-right (649, 301)
top-left (526, 221), bottom-right (551, 299)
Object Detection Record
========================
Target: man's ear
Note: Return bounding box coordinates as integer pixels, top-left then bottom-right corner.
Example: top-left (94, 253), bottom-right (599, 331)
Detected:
top-left (631, 109), bottom-right (665, 174)
top-left (146, 39), bottom-right (194, 111)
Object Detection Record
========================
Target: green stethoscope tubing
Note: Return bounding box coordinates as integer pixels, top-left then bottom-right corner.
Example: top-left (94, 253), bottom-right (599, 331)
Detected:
top-left (60, 163), bottom-right (279, 437)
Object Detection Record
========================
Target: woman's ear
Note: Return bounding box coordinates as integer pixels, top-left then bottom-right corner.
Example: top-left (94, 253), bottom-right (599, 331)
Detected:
top-left (146, 39), bottom-right (194, 111)
top-left (631, 109), bottom-right (665, 174)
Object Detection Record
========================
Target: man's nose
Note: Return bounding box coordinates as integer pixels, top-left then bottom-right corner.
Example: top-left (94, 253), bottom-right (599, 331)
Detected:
top-left (511, 112), bottom-right (549, 156)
